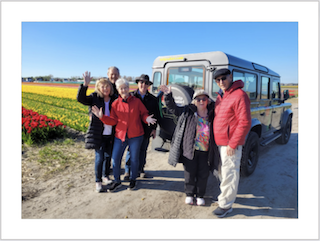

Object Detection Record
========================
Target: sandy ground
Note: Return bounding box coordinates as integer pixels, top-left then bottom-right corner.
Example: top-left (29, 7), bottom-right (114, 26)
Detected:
top-left (21, 101), bottom-right (298, 219)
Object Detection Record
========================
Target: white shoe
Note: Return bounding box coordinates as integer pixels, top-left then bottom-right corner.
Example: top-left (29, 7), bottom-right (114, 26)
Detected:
top-left (95, 182), bottom-right (102, 193)
top-left (196, 197), bottom-right (205, 206)
top-left (102, 176), bottom-right (112, 185)
top-left (185, 196), bottom-right (194, 205)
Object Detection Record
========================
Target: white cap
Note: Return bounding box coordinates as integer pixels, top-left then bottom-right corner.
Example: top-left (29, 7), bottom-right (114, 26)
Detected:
top-left (192, 89), bottom-right (209, 99)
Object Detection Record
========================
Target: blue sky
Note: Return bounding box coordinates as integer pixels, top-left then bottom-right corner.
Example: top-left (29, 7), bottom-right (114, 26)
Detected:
top-left (22, 22), bottom-right (298, 83)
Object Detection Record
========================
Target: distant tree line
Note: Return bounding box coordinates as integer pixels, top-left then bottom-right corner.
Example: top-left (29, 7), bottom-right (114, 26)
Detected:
top-left (22, 74), bottom-right (138, 83)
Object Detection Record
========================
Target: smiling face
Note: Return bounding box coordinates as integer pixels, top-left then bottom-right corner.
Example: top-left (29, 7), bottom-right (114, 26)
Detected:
top-left (137, 80), bottom-right (150, 95)
top-left (215, 74), bottom-right (233, 93)
top-left (98, 83), bottom-right (111, 97)
top-left (108, 68), bottom-right (120, 84)
top-left (194, 94), bottom-right (208, 110)
top-left (118, 84), bottom-right (129, 99)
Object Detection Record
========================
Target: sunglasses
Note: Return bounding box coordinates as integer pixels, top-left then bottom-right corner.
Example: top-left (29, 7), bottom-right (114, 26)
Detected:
top-left (215, 76), bottom-right (228, 82)
top-left (139, 80), bottom-right (151, 85)
top-left (195, 96), bottom-right (208, 102)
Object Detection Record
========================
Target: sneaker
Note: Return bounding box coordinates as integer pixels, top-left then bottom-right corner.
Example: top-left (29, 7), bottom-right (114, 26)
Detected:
top-left (107, 182), bottom-right (122, 193)
top-left (140, 171), bottom-right (146, 178)
top-left (196, 197), bottom-right (205, 206)
top-left (123, 173), bottom-right (130, 181)
top-left (185, 196), bottom-right (194, 205)
top-left (128, 180), bottom-right (136, 190)
top-left (95, 182), bottom-right (102, 193)
top-left (102, 176), bottom-right (112, 185)
top-left (212, 207), bottom-right (233, 218)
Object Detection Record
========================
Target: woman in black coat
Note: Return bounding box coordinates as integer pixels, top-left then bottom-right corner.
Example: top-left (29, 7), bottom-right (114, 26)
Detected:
top-left (159, 85), bottom-right (218, 206)
top-left (77, 71), bottom-right (116, 193)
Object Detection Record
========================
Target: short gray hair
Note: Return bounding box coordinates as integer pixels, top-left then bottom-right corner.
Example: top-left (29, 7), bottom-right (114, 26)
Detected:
top-left (115, 78), bottom-right (129, 90)
top-left (108, 66), bottom-right (120, 75)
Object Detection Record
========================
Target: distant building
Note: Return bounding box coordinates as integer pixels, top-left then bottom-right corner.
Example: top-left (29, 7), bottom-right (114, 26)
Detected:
top-left (22, 77), bottom-right (34, 82)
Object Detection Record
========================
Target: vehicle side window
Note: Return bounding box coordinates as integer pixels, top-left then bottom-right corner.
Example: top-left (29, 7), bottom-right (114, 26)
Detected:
top-left (233, 71), bottom-right (257, 99)
top-left (167, 66), bottom-right (204, 90)
top-left (152, 72), bottom-right (162, 94)
top-left (272, 79), bottom-right (280, 99)
top-left (261, 76), bottom-right (270, 99)
top-left (212, 79), bottom-right (220, 98)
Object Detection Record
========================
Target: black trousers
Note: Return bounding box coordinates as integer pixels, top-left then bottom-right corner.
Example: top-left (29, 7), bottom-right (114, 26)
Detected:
top-left (183, 150), bottom-right (210, 198)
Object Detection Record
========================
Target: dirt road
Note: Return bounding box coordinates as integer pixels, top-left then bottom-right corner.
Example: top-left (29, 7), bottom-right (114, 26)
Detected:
top-left (21, 101), bottom-right (298, 221)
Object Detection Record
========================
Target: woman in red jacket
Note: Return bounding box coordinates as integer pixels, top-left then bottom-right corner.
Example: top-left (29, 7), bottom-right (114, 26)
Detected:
top-left (92, 78), bottom-right (156, 192)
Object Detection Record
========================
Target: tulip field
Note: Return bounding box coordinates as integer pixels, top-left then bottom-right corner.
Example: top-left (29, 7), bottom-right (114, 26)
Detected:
top-left (22, 82), bottom-right (138, 138)
top-left (22, 83), bottom-right (94, 133)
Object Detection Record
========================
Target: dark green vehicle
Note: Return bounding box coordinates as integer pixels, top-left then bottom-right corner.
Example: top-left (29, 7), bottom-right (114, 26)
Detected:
top-left (150, 51), bottom-right (293, 176)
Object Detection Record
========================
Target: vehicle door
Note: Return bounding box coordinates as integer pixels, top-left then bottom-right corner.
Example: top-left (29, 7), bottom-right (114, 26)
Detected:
top-left (270, 78), bottom-right (282, 130)
top-left (259, 76), bottom-right (273, 134)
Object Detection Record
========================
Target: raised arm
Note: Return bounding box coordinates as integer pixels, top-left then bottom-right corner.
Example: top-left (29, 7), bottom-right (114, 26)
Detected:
top-left (76, 71), bottom-right (94, 105)
top-left (159, 85), bottom-right (185, 117)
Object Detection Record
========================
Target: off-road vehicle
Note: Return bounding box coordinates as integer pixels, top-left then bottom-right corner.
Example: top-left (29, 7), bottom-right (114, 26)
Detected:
top-left (150, 51), bottom-right (293, 176)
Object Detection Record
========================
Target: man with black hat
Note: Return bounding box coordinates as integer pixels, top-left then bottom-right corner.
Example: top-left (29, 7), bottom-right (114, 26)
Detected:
top-left (212, 68), bottom-right (251, 217)
top-left (123, 74), bottom-right (160, 180)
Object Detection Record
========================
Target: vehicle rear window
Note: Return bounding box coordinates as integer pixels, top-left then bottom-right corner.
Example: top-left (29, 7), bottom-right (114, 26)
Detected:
top-left (167, 66), bottom-right (204, 90)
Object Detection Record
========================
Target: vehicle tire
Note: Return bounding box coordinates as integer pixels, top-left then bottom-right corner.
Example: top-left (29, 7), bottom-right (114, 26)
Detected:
top-left (275, 116), bottom-right (292, 144)
top-left (240, 132), bottom-right (259, 177)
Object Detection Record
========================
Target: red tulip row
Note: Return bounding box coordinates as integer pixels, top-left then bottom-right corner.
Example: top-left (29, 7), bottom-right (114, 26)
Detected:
top-left (22, 107), bottom-right (66, 145)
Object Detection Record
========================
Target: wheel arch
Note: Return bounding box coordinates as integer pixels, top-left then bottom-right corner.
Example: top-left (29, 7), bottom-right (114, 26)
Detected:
top-left (281, 109), bottom-right (293, 129)
top-left (245, 118), bottom-right (262, 143)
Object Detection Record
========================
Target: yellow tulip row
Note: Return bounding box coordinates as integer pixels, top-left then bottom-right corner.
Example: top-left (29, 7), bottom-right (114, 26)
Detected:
top-left (22, 92), bottom-right (89, 114)
top-left (22, 84), bottom-right (95, 100)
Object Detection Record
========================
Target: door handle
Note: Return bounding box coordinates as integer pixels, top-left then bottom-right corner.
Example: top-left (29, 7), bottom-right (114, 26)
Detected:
top-left (272, 111), bottom-right (276, 113)
top-left (260, 112), bottom-right (265, 116)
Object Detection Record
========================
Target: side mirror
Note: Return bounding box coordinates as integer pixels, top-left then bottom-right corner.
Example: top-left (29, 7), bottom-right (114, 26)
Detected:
top-left (283, 89), bottom-right (289, 100)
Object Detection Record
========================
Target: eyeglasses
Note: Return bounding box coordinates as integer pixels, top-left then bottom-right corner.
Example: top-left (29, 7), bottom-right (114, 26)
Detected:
top-left (139, 80), bottom-right (151, 85)
top-left (195, 96), bottom-right (208, 102)
top-left (215, 76), bottom-right (228, 82)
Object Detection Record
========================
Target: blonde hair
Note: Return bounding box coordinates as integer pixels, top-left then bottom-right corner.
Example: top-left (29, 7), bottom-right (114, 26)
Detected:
top-left (95, 78), bottom-right (114, 98)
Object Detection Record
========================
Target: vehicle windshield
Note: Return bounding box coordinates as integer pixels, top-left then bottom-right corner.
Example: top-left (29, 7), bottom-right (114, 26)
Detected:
top-left (167, 66), bottom-right (204, 90)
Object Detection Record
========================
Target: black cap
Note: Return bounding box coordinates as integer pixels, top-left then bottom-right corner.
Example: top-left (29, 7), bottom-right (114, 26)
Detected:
top-left (135, 74), bottom-right (153, 85)
top-left (213, 68), bottom-right (231, 79)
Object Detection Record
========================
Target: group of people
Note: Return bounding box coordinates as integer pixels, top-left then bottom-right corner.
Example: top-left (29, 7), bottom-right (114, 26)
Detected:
top-left (77, 67), bottom-right (251, 218)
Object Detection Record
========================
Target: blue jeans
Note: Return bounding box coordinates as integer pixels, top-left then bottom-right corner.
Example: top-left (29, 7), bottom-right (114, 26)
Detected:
top-left (125, 135), bottom-right (150, 174)
top-left (94, 135), bottom-right (113, 182)
top-left (112, 135), bottom-right (144, 183)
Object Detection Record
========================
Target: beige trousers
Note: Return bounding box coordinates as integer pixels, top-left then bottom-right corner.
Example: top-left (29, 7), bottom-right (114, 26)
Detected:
top-left (217, 145), bottom-right (242, 209)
